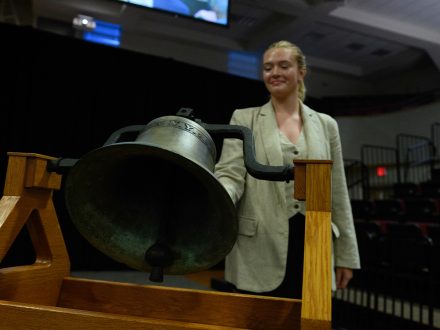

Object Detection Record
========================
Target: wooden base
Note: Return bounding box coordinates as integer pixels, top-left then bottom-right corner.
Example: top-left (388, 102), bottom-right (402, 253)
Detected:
top-left (0, 276), bottom-right (302, 330)
top-left (0, 153), bottom-right (333, 330)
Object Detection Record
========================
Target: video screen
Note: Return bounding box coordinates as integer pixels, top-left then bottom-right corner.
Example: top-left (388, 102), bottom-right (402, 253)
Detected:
top-left (118, 0), bottom-right (229, 26)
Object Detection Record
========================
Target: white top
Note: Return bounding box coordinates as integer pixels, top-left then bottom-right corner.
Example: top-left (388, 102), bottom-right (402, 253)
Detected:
top-left (279, 129), bottom-right (307, 217)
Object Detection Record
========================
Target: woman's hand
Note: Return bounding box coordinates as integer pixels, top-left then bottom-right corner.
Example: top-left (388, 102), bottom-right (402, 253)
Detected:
top-left (335, 267), bottom-right (353, 289)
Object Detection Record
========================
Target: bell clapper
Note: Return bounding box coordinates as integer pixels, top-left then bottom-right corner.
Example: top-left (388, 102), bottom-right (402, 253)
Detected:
top-left (145, 241), bottom-right (174, 282)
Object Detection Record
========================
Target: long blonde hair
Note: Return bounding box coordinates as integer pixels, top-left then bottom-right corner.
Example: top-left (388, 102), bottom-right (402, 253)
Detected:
top-left (265, 40), bottom-right (307, 102)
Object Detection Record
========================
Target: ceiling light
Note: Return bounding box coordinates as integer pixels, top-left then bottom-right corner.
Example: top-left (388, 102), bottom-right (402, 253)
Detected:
top-left (73, 14), bottom-right (96, 31)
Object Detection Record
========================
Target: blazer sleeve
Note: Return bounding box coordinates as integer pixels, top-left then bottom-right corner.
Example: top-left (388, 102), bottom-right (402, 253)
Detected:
top-left (214, 110), bottom-right (248, 205)
top-left (328, 117), bottom-right (361, 269)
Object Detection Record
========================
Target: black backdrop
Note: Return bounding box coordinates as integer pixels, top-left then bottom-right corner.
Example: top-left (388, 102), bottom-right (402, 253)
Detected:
top-left (0, 22), bottom-right (274, 270)
top-left (0, 23), bottom-right (272, 162)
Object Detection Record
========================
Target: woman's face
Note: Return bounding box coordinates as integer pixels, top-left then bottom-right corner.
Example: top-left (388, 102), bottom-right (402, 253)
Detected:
top-left (262, 47), bottom-right (305, 99)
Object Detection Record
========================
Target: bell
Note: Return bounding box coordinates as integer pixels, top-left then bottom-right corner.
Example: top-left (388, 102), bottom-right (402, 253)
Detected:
top-left (64, 115), bottom-right (237, 281)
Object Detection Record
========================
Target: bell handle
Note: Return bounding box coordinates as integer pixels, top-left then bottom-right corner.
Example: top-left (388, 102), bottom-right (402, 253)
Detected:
top-left (46, 119), bottom-right (295, 182)
top-left (103, 125), bottom-right (146, 146)
top-left (46, 125), bottom-right (147, 174)
top-left (202, 123), bottom-right (294, 182)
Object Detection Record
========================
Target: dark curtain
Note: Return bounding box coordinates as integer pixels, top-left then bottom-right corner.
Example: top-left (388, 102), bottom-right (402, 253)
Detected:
top-left (0, 22), bottom-right (271, 270)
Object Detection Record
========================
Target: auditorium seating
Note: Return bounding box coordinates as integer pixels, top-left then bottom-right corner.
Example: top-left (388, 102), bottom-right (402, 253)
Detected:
top-left (350, 199), bottom-right (376, 220)
top-left (402, 197), bottom-right (440, 222)
top-left (354, 220), bottom-right (382, 269)
top-left (371, 199), bottom-right (406, 221)
top-left (349, 174), bottom-right (440, 327)
top-left (420, 180), bottom-right (440, 198)
top-left (393, 182), bottom-right (420, 198)
top-left (427, 224), bottom-right (440, 245)
top-left (337, 123), bottom-right (440, 329)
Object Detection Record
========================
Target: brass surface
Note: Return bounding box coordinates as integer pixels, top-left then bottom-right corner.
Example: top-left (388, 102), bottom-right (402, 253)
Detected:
top-left (65, 117), bottom-right (237, 275)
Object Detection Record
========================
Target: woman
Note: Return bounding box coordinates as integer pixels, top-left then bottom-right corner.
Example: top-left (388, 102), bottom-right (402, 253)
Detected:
top-left (214, 40), bottom-right (360, 298)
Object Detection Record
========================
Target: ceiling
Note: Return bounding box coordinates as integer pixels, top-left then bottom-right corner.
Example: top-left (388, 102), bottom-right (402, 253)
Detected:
top-left (3, 0), bottom-right (440, 95)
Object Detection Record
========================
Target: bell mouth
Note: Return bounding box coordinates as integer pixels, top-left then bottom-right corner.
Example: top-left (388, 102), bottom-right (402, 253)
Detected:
top-left (65, 142), bottom-right (237, 275)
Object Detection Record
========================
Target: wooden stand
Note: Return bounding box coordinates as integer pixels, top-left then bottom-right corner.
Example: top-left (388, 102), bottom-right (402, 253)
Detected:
top-left (0, 153), bottom-right (332, 330)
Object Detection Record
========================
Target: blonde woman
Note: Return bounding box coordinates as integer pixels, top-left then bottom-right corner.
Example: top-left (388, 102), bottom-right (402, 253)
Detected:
top-left (214, 40), bottom-right (360, 298)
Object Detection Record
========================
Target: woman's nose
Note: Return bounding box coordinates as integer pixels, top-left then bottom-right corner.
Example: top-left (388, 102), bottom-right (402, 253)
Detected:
top-left (272, 66), bottom-right (280, 75)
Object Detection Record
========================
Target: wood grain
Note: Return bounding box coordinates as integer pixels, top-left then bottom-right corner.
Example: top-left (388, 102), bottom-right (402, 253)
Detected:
top-left (300, 161), bottom-right (332, 329)
top-left (0, 300), bottom-right (248, 330)
top-left (0, 153), bottom-right (70, 305)
top-left (58, 277), bottom-right (301, 330)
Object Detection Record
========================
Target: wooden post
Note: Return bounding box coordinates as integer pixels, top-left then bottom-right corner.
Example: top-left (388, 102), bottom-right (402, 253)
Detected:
top-left (0, 152), bottom-right (70, 305)
top-left (294, 160), bottom-right (333, 330)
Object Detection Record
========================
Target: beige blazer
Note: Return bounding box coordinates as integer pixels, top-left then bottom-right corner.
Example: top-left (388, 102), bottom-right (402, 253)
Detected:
top-left (214, 101), bottom-right (360, 292)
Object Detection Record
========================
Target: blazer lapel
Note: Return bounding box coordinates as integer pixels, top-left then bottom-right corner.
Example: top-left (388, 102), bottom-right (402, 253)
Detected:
top-left (301, 103), bottom-right (329, 159)
top-left (258, 101), bottom-right (284, 166)
top-left (257, 101), bottom-right (286, 207)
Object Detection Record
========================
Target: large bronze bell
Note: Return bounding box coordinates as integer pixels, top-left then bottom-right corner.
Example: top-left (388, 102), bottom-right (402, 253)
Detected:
top-left (64, 115), bottom-right (237, 281)
top-left (54, 109), bottom-right (293, 282)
